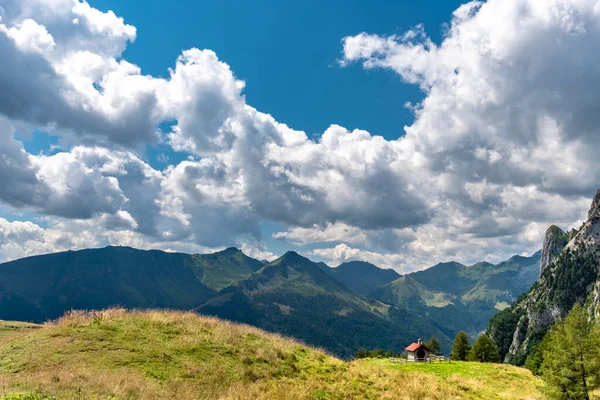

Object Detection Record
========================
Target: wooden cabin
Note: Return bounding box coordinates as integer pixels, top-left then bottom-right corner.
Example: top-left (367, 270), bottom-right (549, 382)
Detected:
top-left (405, 338), bottom-right (430, 362)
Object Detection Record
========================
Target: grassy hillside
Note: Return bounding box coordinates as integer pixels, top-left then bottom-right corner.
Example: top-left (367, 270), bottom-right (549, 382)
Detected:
top-left (198, 251), bottom-right (451, 357)
top-left (360, 359), bottom-right (544, 400)
top-left (0, 309), bottom-right (544, 400)
top-left (0, 320), bottom-right (40, 339)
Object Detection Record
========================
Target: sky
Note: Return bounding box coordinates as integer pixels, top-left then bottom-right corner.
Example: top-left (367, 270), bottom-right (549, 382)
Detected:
top-left (0, 0), bottom-right (599, 272)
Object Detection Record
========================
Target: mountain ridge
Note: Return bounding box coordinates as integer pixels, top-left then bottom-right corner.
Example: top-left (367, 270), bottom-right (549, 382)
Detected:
top-left (0, 245), bottom-right (260, 323)
top-left (370, 252), bottom-right (541, 337)
top-left (198, 251), bottom-right (452, 358)
top-left (0, 242), bottom-right (541, 358)
top-left (318, 260), bottom-right (401, 295)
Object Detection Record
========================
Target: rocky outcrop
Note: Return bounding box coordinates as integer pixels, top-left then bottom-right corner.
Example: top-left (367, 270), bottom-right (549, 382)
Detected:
top-left (489, 189), bottom-right (600, 365)
top-left (588, 189), bottom-right (600, 220)
top-left (590, 281), bottom-right (600, 321)
top-left (539, 225), bottom-right (568, 278)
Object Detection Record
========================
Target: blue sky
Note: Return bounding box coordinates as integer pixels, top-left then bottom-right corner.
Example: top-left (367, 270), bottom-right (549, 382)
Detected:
top-left (91, 0), bottom-right (462, 141)
top-left (1, 0), bottom-right (598, 271)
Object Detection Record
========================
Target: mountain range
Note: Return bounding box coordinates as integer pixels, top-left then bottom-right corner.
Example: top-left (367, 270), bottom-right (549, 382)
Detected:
top-left (0, 239), bottom-right (541, 358)
top-left (369, 253), bottom-right (541, 337)
top-left (488, 189), bottom-right (600, 365)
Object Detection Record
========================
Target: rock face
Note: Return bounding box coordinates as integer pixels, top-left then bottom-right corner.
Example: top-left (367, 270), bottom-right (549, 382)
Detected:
top-left (539, 225), bottom-right (568, 278)
top-left (588, 189), bottom-right (600, 220)
top-left (488, 189), bottom-right (600, 365)
top-left (591, 281), bottom-right (600, 321)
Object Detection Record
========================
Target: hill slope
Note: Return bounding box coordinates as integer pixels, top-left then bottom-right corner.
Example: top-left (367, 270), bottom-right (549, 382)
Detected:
top-left (0, 320), bottom-right (40, 339)
top-left (370, 253), bottom-right (541, 337)
top-left (0, 309), bottom-right (543, 400)
top-left (0, 246), bottom-right (260, 322)
top-left (488, 189), bottom-right (600, 364)
top-left (198, 251), bottom-right (451, 357)
top-left (319, 261), bottom-right (400, 295)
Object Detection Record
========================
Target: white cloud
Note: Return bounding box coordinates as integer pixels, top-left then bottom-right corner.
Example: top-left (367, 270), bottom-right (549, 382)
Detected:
top-left (336, 0), bottom-right (600, 267)
top-left (4, 18), bottom-right (55, 53)
top-left (0, 0), bottom-right (599, 272)
top-left (309, 243), bottom-right (407, 272)
top-left (273, 223), bottom-right (368, 246)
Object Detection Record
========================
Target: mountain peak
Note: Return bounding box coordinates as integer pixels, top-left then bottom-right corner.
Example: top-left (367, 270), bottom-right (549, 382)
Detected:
top-left (268, 251), bottom-right (312, 266)
top-left (281, 250), bottom-right (304, 259)
top-left (588, 188), bottom-right (600, 220)
top-left (540, 225), bottom-right (568, 278)
top-left (330, 261), bottom-right (400, 296)
top-left (337, 260), bottom-right (377, 269)
top-left (218, 247), bottom-right (242, 256)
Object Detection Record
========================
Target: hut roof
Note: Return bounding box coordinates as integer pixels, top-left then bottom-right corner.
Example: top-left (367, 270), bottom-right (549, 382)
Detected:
top-left (405, 342), bottom-right (429, 352)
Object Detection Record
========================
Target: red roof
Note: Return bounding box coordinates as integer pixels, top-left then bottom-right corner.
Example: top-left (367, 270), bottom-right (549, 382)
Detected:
top-left (405, 343), bottom-right (428, 352)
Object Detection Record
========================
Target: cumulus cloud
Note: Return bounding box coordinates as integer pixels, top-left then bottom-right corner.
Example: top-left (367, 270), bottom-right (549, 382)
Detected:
top-left (1, 0), bottom-right (599, 272)
top-left (334, 0), bottom-right (600, 268)
top-left (309, 243), bottom-right (407, 271)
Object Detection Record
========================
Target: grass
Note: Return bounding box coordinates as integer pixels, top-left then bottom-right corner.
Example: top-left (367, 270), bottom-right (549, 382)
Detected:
top-left (0, 309), bottom-right (544, 399)
top-left (494, 301), bottom-right (511, 311)
top-left (0, 321), bottom-right (40, 340)
top-left (361, 359), bottom-right (544, 399)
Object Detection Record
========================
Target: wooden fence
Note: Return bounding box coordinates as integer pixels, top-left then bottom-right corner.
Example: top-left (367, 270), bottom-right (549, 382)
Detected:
top-left (389, 355), bottom-right (450, 363)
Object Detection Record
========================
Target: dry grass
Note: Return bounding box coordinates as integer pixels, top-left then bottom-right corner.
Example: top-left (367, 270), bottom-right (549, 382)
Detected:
top-left (361, 359), bottom-right (545, 400)
top-left (0, 320), bottom-right (41, 340)
top-left (0, 309), bottom-right (544, 399)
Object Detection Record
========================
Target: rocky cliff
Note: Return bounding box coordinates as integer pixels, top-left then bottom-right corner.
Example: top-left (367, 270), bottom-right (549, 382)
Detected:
top-left (488, 189), bottom-right (600, 365)
top-left (539, 225), bottom-right (568, 278)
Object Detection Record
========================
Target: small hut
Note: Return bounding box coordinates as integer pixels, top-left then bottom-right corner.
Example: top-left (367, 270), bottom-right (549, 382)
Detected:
top-left (405, 338), bottom-right (430, 362)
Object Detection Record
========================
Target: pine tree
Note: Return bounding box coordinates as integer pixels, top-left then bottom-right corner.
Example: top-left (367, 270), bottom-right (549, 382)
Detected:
top-left (355, 348), bottom-right (365, 359)
top-left (467, 334), bottom-right (500, 363)
top-left (524, 342), bottom-right (545, 375)
top-left (426, 336), bottom-right (442, 355)
top-left (540, 304), bottom-right (600, 400)
top-left (450, 331), bottom-right (471, 361)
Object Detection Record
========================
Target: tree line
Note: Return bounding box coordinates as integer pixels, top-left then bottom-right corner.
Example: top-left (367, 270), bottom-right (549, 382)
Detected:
top-left (453, 303), bottom-right (600, 399)
top-left (355, 332), bottom-right (501, 362)
top-left (523, 304), bottom-right (600, 400)
top-left (450, 331), bottom-right (501, 362)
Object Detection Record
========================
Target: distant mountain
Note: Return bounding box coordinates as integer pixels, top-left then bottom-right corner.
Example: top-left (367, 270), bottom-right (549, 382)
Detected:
top-left (370, 253), bottom-right (541, 338)
top-left (198, 251), bottom-right (450, 358)
top-left (0, 246), bottom-right (259, 322)
top-left (190, 247), bottom-right (264, 291)
top-left (318, 261), bottom-right (401, 295)
top-left (488, 189), bottom-right (600, 365)
top-left (0, 242), bottom-right (542, 360)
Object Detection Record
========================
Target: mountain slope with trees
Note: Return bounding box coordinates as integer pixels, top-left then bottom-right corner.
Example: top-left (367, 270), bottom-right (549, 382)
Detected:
top-left (198, 251), bottom-right (451, 358)
top-left (0, 246), bottom-right (259, 323)
top-left (318, 260), bottom-right (400, 295)
top-left (488, 189), bottom-right (600, 365)
top-left (0, 241), bottom-right (541, 359)
top-left (370, 253), bottom-right (541, 337)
